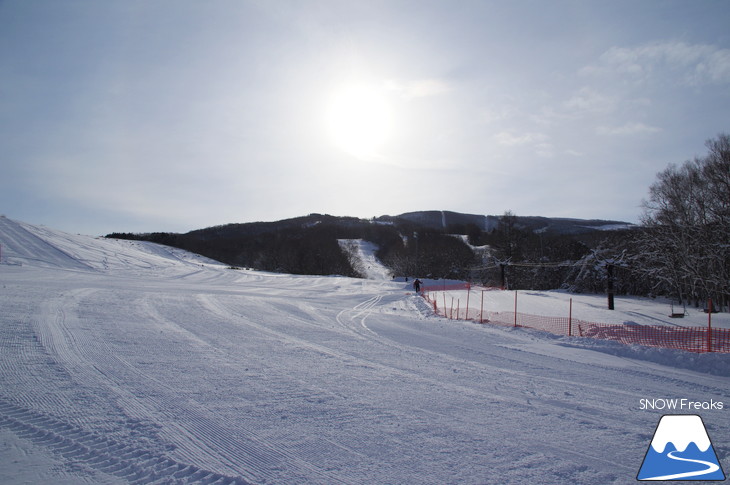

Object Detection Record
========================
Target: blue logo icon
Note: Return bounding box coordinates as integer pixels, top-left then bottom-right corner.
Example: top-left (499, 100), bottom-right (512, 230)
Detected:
top-left (638, 415), bottom-right (725, 481)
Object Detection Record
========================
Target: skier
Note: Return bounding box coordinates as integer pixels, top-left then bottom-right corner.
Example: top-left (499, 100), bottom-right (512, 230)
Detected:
top-left (413, 278), bottom-right (422, 293)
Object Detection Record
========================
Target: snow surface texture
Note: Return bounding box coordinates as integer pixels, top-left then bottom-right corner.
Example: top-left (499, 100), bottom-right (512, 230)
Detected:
top-left (1, 216), bottom-right (729, 484)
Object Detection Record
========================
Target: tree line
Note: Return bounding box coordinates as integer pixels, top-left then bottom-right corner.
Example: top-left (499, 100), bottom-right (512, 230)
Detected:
top-left (637, 133), bottom-right (729, 310)
top-left (108, 215), bottom-right (481, 280)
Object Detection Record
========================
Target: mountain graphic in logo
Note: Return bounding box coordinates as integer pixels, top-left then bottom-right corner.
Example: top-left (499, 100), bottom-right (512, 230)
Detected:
top-left (638, 415), bottom-right (725, 481)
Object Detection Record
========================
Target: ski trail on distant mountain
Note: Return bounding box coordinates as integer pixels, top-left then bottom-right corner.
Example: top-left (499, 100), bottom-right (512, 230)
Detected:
top-left (338, 239), bottom-right (391, 280)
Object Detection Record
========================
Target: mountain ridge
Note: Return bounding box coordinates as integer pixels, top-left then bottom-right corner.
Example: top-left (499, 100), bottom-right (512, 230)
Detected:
top-left (104, 210), bottom-right (636, 282)
top-left (149, 210), bottom-right (634, 240)
top-left (379, 210), bottom-right (633, 234)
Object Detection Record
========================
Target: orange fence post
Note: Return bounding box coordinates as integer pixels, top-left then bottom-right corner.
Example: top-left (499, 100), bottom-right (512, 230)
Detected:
top-left (568, 298), bottom-right (573, 337)
top-left (708, 298), bottom-right (713, 353)
top-left (480, 290), bottom-right (485, 323)
top-left (466, 286), bottom-right (471, 320)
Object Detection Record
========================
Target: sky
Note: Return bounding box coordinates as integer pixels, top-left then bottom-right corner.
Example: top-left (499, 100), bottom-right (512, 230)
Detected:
top-left (1, 0), bottom-right (729, 235)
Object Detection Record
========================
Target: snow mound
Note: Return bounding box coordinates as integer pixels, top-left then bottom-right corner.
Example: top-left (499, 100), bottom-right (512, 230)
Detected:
top-left (0, 216), bottom-right (93, 270)
top-left (0, 216), bottom-right (223, 273)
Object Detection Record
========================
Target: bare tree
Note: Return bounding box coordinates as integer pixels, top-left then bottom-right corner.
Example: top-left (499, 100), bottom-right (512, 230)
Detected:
top-left (494, 210), bottom-right (523, 260)
top-left (640, 133), bottom-right (730, 310)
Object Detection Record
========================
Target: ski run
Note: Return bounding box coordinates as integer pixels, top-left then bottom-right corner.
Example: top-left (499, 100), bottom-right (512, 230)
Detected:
top-left (0, 216), bottom-right (728, 484)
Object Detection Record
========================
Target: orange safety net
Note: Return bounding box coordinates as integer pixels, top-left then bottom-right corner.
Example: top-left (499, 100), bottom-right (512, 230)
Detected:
top-left (422, 288), bottom-right (729, 353)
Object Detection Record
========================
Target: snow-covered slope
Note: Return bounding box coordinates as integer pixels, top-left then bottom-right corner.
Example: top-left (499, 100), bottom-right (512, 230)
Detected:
top-left (0, 216), bottom-right (94, 270)
top-left (0, 216), bottom-right (223, 273)
top-left (338, 238), bottom-right (392, 280)
top-left (1, 218), bottom-right (728, 484)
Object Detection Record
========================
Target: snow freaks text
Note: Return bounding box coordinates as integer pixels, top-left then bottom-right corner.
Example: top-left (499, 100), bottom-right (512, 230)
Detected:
top-left (639, 398), bottom-right (724, 411)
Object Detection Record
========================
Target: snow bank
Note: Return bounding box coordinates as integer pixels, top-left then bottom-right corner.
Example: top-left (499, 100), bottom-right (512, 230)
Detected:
top-left (0, 216), bottom-right (225, 274)
top-left (556, 335), bottom-right (730, 376)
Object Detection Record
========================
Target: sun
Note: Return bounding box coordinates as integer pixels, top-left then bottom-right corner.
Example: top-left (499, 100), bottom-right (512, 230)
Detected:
top-left (325, 84), bottom-right (393, 160)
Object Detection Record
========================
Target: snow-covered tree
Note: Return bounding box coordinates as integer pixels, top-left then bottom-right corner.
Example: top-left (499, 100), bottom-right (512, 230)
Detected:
top-left (639, 133), bottom-right (730, 310)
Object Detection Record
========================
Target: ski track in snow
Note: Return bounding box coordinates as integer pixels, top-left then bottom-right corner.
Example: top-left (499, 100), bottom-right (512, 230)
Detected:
top-left (1, 217), bottom-right (729, 484)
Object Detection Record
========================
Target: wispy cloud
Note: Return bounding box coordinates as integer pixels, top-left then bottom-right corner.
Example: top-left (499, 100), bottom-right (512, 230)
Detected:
top-left (494, 131), bottom-right (549, 146)
top-left (534, 142), bottom-right (555, 158)
top-left (596, 122), bottom-right (661, 136)
top-left (494, 131), bottom-right (554, 158)
top-left (385, 78), bottom-right (451, 99)
top-left (564, 87), bottom-right (617, 115)
top-left (564, 149), bottom-right (584, 157)
top-left (582, 41), bottom-right (730, 85)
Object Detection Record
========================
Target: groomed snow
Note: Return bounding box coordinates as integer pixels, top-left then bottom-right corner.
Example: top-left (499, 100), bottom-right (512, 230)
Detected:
top-left (1, 217), bottom-right (728, 484)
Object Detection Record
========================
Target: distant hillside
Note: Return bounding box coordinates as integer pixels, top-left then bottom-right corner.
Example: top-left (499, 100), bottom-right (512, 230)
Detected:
top-left (379, 210), bottom-right (633, 235)
top-left (106, 210), bottom-right (636, 285)
top-left (108, 214), bottom-right (380, 278)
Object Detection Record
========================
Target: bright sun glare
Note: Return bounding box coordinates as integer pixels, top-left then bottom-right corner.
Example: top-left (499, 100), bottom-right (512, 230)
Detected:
top-left (325, 84), bottom-right (393, 160)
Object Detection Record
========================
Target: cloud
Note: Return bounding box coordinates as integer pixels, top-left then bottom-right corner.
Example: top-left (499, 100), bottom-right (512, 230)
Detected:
top-left (494, 131), bottom-right (554, 158)
top-left (564, 87), bottom-right (617, 115)
top-left (385, 78), bottom-right (451, 99)
top-left (596, 122), bottom-right (661, 136)
top-left (534, 142), bottom-right (555, 158)
top-left (494, 131), bottom-right (549, 146)
top-left (582, 41), bottom-right (730, 86)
